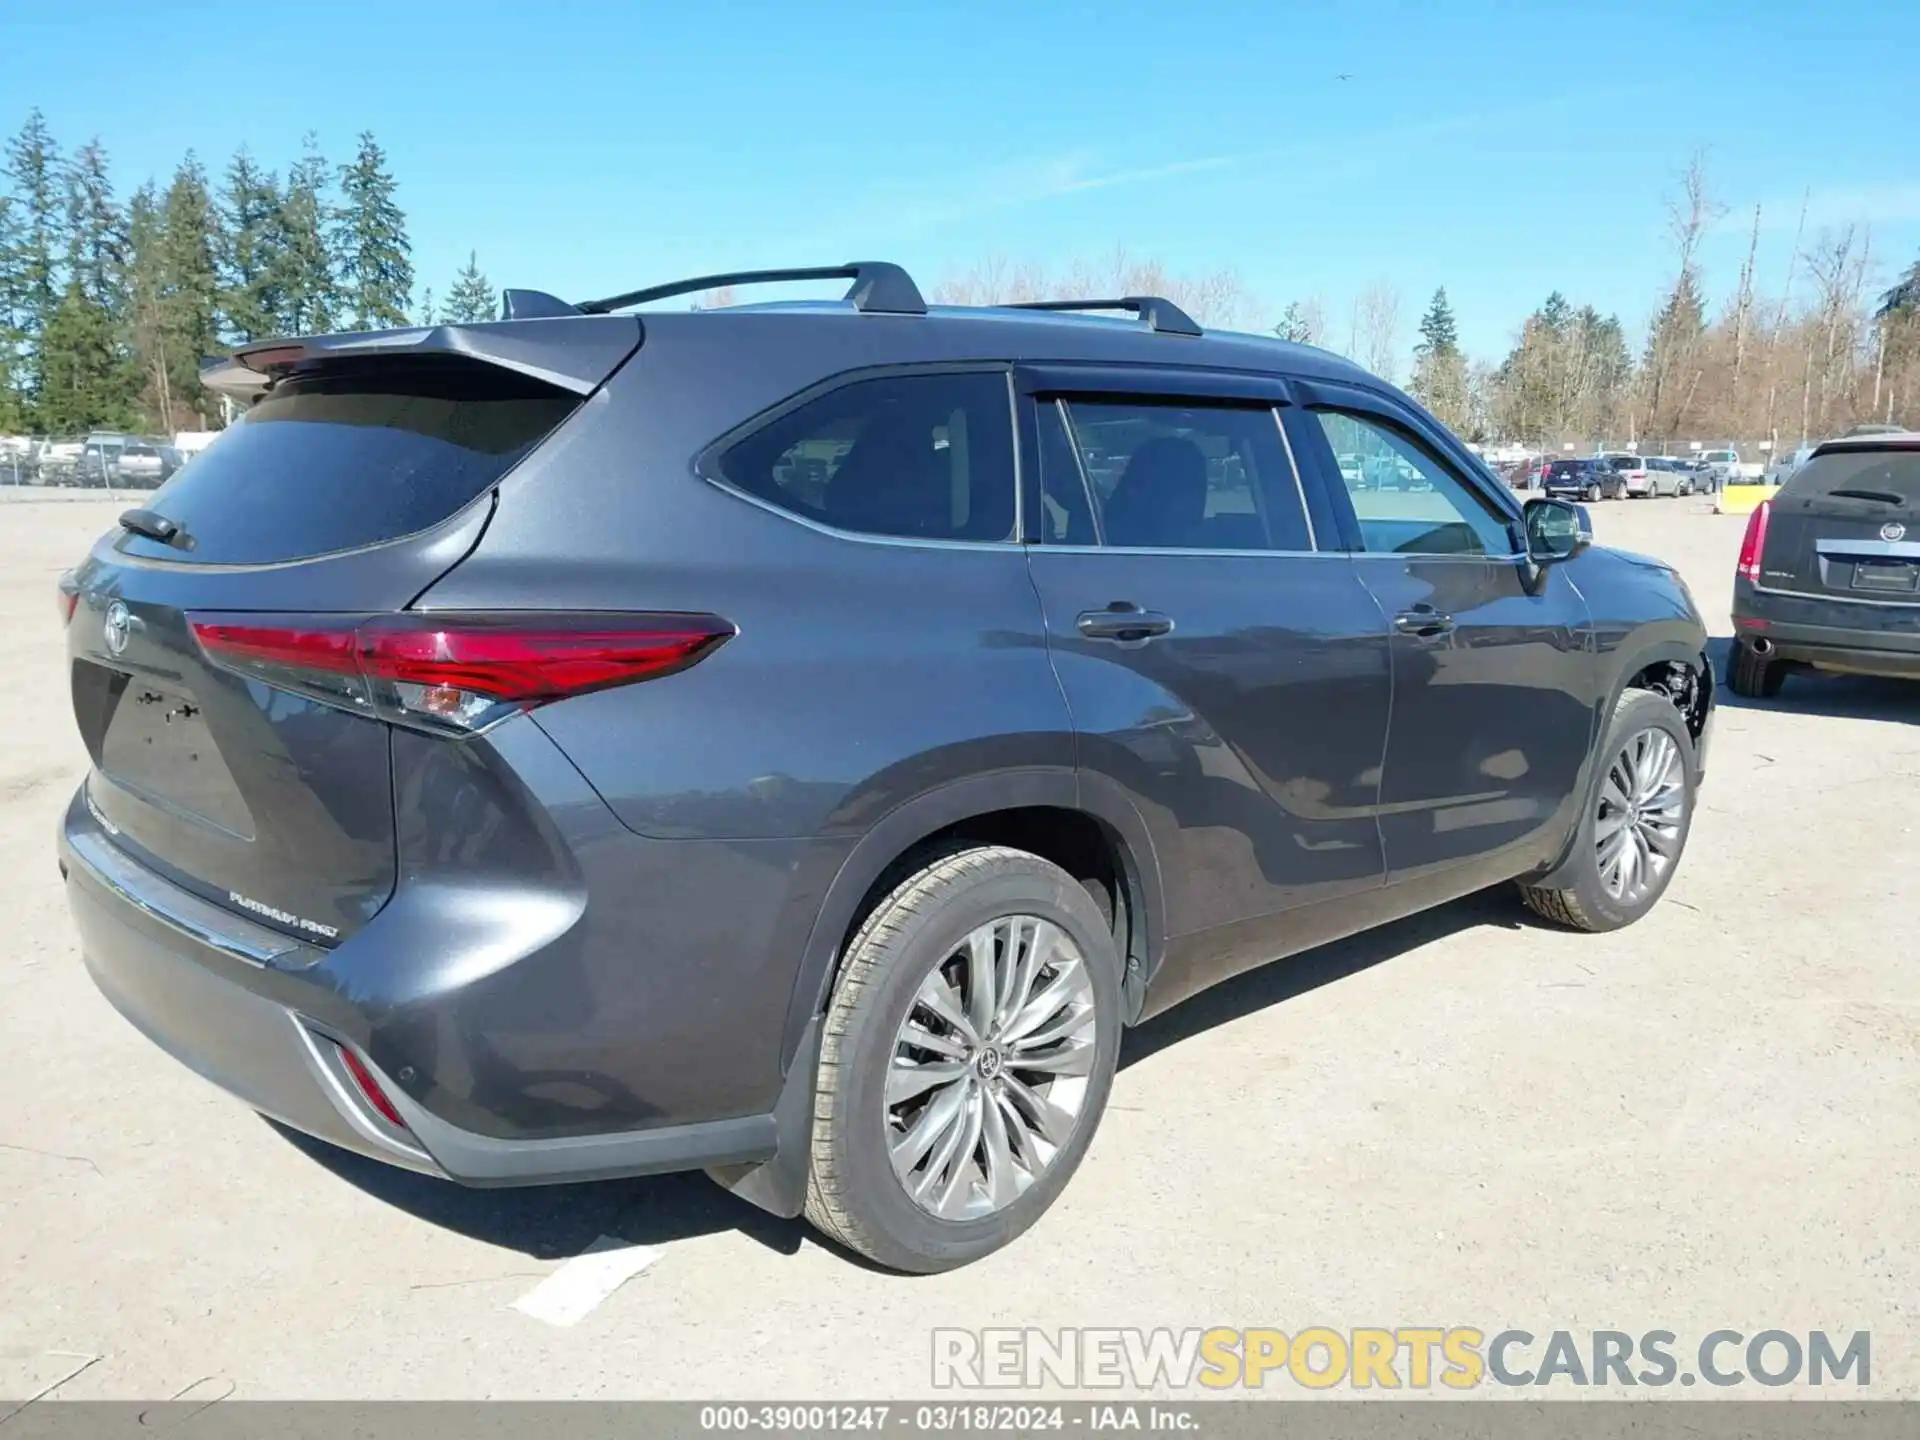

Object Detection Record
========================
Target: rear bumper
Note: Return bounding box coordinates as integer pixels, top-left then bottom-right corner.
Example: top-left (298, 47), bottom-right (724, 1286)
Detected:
top-left (1733, 584), bottom-right (1920, 680)
top-left (59, 790), bottom-right (783, 1188)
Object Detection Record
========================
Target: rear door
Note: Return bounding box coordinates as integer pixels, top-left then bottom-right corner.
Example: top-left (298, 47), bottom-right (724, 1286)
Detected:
top-left (1284, 383), bottom-right (1595, 881)
top-left (1759, 440), bottom-right (1920, 604)
top-left (64, 325), bottom-right (633, 943)
top-left (1016, 365), bottom-right (1391, 951)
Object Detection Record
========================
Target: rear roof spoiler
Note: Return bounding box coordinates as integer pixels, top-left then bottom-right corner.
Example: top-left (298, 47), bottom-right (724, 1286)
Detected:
top-left (201, 315), bottom-right (643, 401)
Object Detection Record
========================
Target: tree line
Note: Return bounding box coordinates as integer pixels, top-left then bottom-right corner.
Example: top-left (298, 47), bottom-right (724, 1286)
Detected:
top-left (0, 109), bottom-right (500, 437)
top-left (938, 156), bottom-right (1920, 452)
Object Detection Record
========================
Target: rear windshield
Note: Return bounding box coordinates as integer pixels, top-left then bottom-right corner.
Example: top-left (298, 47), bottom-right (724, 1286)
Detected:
top-left (1606, 456), bottom-right (1639, 470)
top-left (117, 364), bottom-right (579, 564)
top-left (1779, 447), bottom-right (1920, 507)
top-left (1548, 461), bottom-right (1585, 476)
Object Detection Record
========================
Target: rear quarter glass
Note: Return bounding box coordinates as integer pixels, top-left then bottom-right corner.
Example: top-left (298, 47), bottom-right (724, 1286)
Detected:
top-left (117, 363), bottom-right (580, 565)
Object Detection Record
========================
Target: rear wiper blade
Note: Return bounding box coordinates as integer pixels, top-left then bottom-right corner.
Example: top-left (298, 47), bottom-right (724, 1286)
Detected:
top-left (1827, 488), bottom-right (1905, 505)
top-left (118, 508), bottom-right (189, 547)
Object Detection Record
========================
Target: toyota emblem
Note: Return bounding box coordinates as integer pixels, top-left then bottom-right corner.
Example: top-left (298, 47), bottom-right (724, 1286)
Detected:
top-left (1881, 521), bottom-right (1907, 543)
top-left (103, 601), bottom-right (131, 656)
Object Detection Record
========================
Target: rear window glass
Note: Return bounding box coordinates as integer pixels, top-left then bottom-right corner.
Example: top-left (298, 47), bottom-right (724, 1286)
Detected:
top-left (717, 372), bottom-right (1015, 542)
top-left (1548, 461), bottom-right (1584, 476)
top-left (1780, 447), bottom-right (1920, 506)
top-left (116, 364), bottom-right (578, 564)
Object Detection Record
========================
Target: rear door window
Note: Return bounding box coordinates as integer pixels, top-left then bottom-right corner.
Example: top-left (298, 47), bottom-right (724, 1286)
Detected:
top-left (117, 364), bottom-right (580, 564)
top-left (717, 371), bottom-right (1015, 542)
top-left (1054, 399), bottom-right (1312, 551)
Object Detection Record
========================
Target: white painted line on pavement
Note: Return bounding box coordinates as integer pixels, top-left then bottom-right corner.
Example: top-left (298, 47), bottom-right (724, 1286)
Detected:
top-left (510, 1235), bottom-right (662, 1327)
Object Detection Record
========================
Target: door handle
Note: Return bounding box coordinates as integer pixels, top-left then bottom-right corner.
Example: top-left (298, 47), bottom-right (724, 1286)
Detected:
top-left (1393, 606), bottom-right (1455, 638)
top-left (1077, 605), bottom-right (1175, 642)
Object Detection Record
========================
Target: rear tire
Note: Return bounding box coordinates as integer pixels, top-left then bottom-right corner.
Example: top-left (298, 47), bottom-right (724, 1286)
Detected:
top-left (804, 846), bottom-right (1123, 1273)
top-left (1729, 642), bottom-right (1786, 699)
top-left (1520, 689), bottom-right (1696, 933)
top-left (1585, 483), bottom-right (1602, 503)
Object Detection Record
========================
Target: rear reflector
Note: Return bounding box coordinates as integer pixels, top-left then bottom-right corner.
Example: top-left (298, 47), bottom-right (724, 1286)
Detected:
top-left (190, 612), bottom-right (733, 735)
top-left (337, 1043), bottom-right (407, 1129)
top-left (1736, 500), bottom-right (1772, 582)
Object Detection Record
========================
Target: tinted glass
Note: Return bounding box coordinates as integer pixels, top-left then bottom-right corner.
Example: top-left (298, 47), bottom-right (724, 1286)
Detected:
top-left (1307, 410), bottom-right (1514, 556)
top-left (117, 364), bottom-right (579, 564)
top-left (1057, 399), bottom-right (1310, 551)
top-left (1779, 448), bottom-right (1920, 507)
top-left (720, 372), bottom-right (1015, 541)
top-left (1034, 399), bottom-right (1097, 545)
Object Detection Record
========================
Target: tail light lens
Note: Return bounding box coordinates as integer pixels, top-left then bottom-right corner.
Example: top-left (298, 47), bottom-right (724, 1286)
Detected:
top-left (56, 572), bottom-right (78, 627)
top-left (190, 612), bottom-right (734, 735)
top-left (1736, 500), bottom-right (1771, 582)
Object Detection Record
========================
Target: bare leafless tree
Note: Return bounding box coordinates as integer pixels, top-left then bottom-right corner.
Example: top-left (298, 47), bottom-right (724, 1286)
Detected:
top-left (1350, 281), bottom-right (1402, 381)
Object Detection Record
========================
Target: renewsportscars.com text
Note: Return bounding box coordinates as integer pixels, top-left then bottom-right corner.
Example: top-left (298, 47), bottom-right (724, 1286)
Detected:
top-left (931, 1327), bottom-right (1871, 1391)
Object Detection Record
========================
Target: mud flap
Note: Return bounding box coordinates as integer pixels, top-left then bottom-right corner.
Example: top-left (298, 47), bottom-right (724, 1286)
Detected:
top-left (706, 1017), bottom-right (820, 1219)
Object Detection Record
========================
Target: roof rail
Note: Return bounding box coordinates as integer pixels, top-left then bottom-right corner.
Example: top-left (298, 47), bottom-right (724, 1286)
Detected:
top-left (1008, 296), bottom-right (1203, 337)
top-left (574, 262), bottom-right (927, 317)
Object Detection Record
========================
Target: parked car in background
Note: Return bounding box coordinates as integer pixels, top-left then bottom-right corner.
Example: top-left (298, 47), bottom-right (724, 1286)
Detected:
top-left (78, 433), bottom-right (135, 487)
top-left (36, 439), bottom-right (83, 486)
top-left (1545, 457), bottom-right (1625, 501)
top-left (54, 260), bottom-right (1715, 1273)
top-left (1730, 430), bottom-right (1920, 697)
top-left (1696, 449), bottom-right (1742, 488)
top-left (1600, 454), bottom-right (1657, 497)
top-left (1762, 443), bottom-right (1816, 488)
top-left (1643, 457), bottom-right (1695, 496)
top-left (114, 442), bottom-right (176, 488)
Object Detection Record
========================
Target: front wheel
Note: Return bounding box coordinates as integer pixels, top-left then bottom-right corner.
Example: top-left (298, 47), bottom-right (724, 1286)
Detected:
top-left (1520, 688), bottom-right (1696, 933)
top-left (805, 846), bottom-right (1123, 1272)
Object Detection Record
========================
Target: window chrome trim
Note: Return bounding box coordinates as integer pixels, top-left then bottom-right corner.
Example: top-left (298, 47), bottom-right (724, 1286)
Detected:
top-left (1271, 406), bottom-right (1318, 552)
top-left (65, 823), bottom-right (301, 968)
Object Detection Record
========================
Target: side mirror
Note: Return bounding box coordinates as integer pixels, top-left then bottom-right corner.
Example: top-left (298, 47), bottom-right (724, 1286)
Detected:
top-left (1524, 496), bottom-right (1591, 564)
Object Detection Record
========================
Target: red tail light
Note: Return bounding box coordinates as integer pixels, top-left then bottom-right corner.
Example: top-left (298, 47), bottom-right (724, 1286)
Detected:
top-left (1736, 500), bottom-right (1771, 582)
top-left (56, 571), bottom-right (78, 627)
top-left (190, 612), bottom-right (733, 735)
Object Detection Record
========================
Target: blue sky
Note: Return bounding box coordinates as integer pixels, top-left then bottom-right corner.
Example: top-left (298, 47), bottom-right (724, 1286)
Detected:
top-left (7, 0), bottom-right (1918, 366)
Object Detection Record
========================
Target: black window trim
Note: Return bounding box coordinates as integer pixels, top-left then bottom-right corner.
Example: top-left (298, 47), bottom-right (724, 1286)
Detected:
top-left (1011, 362), bottom-right (1331, 557)
top-left (1286, 379), bottom-right (1526, 561)
top-left (691, 360), bottom-right (1024, 552)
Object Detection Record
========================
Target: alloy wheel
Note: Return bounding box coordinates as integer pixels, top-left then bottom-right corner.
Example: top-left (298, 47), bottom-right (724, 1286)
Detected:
top-left (884, 915), bottom-right (1099, 1220)
top-left (1594, 727), bottom-right (1686, 904)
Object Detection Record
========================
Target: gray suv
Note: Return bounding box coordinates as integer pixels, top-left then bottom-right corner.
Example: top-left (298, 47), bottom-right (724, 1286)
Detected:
top-left (56, 263), bottom-right (1715, 1272)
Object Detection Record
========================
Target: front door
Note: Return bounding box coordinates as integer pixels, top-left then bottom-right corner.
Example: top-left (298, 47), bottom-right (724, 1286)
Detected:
top-left (1016, 371), bottom-right (1394, 965)
top-left (1285, 385), bottom-right (1595, 883)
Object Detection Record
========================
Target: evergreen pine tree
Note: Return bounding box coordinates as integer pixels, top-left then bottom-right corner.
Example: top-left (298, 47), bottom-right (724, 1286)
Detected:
top-left (441, 251), bottom-right (496, 324)
top-left (39, 278), bottom-right (129, 432)
top-left (331, 132), bottom-right (413, 330)
top-left (123, 182), bottom-right (173, 431)
top-left (5, 109), bottom-right (65, 426)
top-left (219, 148), bottom-right (283, 343)
top-left (0, 190), bottom-right (25, 431)
top-left (56, 139), bottom-right (140, 428)
top-left (1410, 288), bottom-right (1469, 432)
top-left (157, 156), bottom-right (222, 428)
top-left (267, 135), bottom-right (337, 336)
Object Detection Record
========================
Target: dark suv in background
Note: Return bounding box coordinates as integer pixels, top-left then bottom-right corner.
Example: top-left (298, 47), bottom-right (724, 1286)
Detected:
top-left (1731, 430), bottom-right (1920, 697)
top-left (57, 263), bottom-right (1714, 1272)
